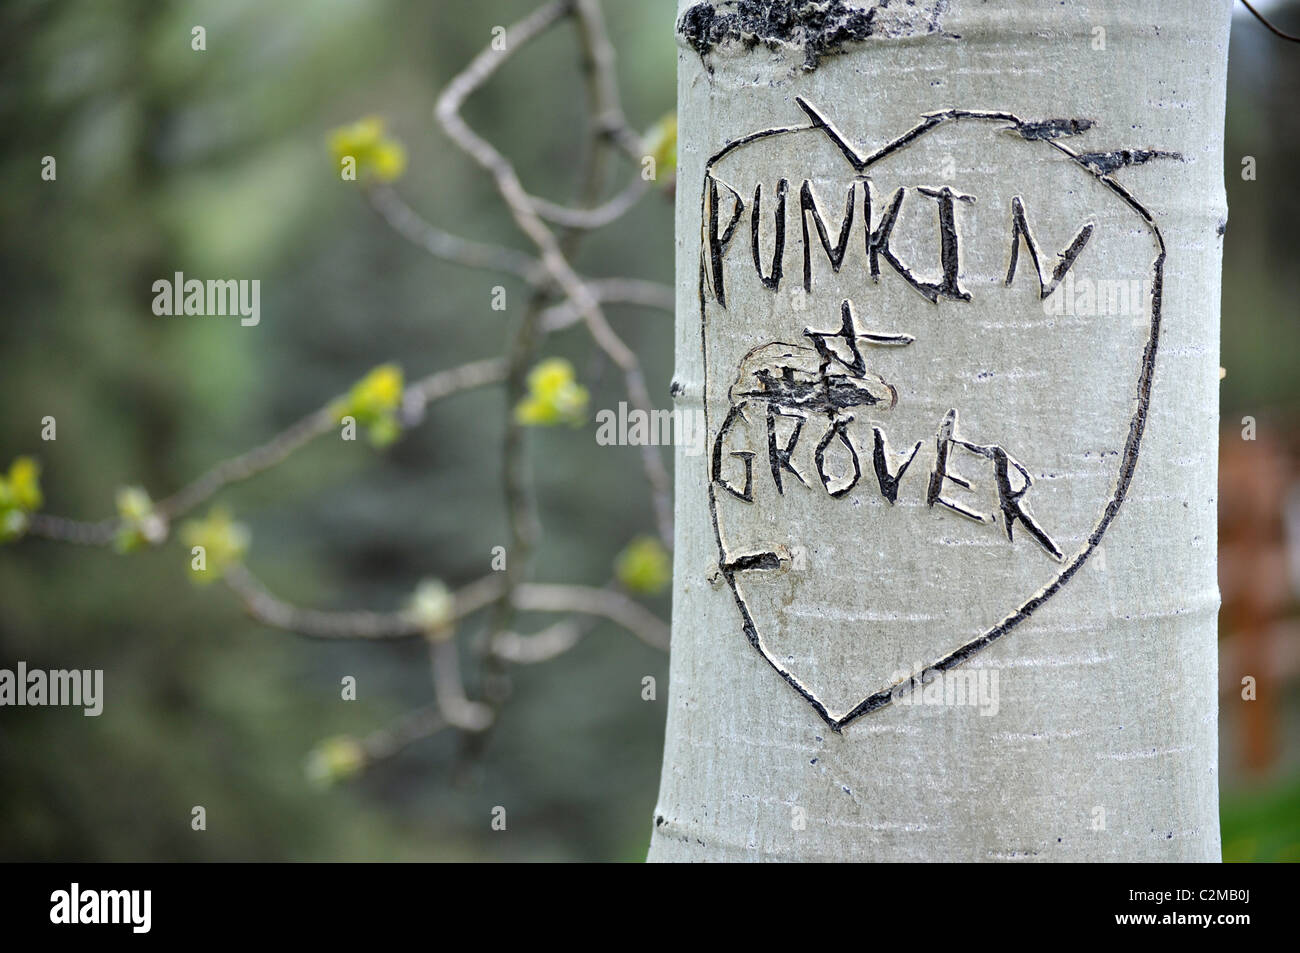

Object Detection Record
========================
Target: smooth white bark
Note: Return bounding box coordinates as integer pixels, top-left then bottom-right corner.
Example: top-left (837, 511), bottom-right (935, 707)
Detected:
top-left (653, 0), bottom-right (1229, 862)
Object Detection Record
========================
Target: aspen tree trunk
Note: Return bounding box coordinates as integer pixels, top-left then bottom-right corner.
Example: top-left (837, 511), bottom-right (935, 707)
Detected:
top-left (651, 0), bottom-right (1230, 862)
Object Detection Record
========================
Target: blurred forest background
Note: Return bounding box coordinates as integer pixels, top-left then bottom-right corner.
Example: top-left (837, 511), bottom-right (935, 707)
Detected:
top-left (0, 0), bottom-right (1297, 862)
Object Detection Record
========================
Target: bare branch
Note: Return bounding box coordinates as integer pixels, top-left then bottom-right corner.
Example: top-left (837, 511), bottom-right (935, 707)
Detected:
top-left (222, 564), bottom-right (503, 640)
top-left (429, 637), bottom-right (494, 731)
top-left (156, 358), bottom-right (506, 520)
top-left (514, 582), bottom-right (670, 651)
top-left (434, 0), bottom-right (673, 547)
top-left (21, 1), bottom-right (672, 778)
top-left (541, 278), bottom-right (673, 332)
top-left (366, 184), bottom-right (539, 279)
top-left (24, 513), bottom-right (119, 546)
top-left (572, 0), bottom-right (646, 160)
top-left (491, 617), bottom-right (592, 664)
top-left (403, 358), bottom-right (507, 426)
top-left (155, 407), bottom-right (336, 520)
top-left (358, 704), bottom-right (447, 762)
top-left (26, 358), bottom-right (506, 538)
top-left (219, 564), bottom-right (666, 651)
top-left (531, 176), bottom-right (649, 229)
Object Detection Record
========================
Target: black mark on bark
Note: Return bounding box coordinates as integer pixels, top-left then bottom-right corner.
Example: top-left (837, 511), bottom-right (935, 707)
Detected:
top-left (1014, 118), bottom-right (1095, 141)
top-left (752, 178), bottom-right (788, 289)
top-left (723, 551), bottom-right (783, 573)
top-left (1075, 149), bottom-right (1181, 175)
top-left (678, 0), bottom-right (950, 70)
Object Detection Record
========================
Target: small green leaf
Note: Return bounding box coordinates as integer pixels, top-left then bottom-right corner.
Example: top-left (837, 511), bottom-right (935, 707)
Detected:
top-left (407, 578), bottom-right (455, 639)
top-left (180, 507), bottom-right (250, 584)
top-left (615, 536), bottom-right (671, 595)
top-left (305, 735), bottom-right (366, 788)
top-left (328, 116), bottom-right (407, 183)
top-left (515, 358), bottom-right (588, 427)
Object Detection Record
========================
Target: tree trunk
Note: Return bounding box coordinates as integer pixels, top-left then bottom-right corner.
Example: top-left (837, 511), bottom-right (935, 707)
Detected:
top-left (651, 0), bottom-right (1229, 862)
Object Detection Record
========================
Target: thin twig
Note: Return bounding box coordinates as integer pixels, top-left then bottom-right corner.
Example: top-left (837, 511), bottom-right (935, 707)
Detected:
top-left (434, 0), bottom-right (673, 547)
top-left (531, 176), bottom-right (649, 229)
top-left (404, 358), bottom-right (507, 424)
top-left (429, 637), bottom-right (494, 730)
top-left (358, 704), bottom-right (447, 762)
top-left (491, 616), bottom-right (593, 663)
top-left (220, 562), bottom-right (667, 650)
top-left (482, 292), bottom-right (546, 669)
top-left (464, 1), bottom-right (645, 753)
top-left (23, 513), bottom-right (119, 546)
top-left (21, 1), bottom-right (672, 785)
top-left (366, 184), bottom-right (539, 278)
top-left (155, 407), bottom-right (336, 519)
top-left (541, 277), bottom-right (673, 332)
top-left (1240, 0), bottom-right (1300, 42)
top-left (222, 564), bottom-right (503, 640)
top-left (26, 358), bottom-right (507, 537)
top-left (572, 0), bottom-right (646, 159)
top-left (514, 582), bottom-right (670, 650)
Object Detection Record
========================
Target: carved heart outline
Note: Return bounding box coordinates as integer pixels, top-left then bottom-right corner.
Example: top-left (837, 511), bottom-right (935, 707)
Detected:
top-left (698, 99), bottom-right (1168, 731)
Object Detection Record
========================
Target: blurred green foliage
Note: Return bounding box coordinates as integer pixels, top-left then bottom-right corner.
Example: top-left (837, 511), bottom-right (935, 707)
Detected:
top-left (515, 358), bottom-right (589, 427)
top-left (333, 362), bottom-right (404, 446)
top-left (0, 457), bottom-right (43, 542)
top-left (0, 0), bottom-right (674, 861)
top-left (1222, 774), bottom-right (1300, 862)
top-left (1218, 1), bottom-right (1300, 864)
top-left (614, 536), bottom-right (671, 596)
